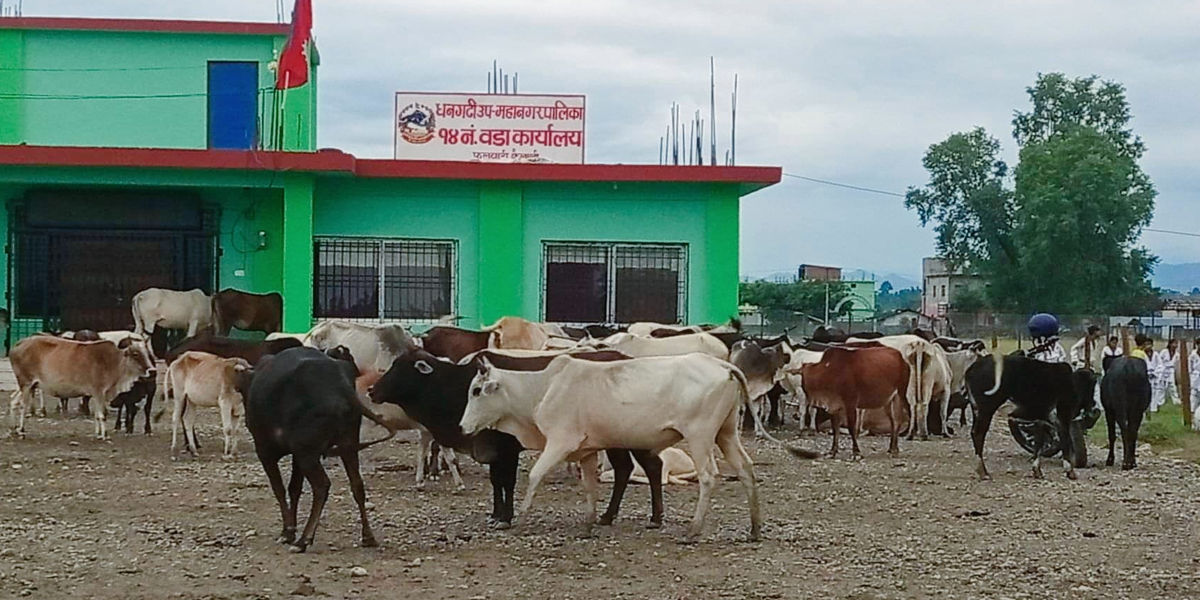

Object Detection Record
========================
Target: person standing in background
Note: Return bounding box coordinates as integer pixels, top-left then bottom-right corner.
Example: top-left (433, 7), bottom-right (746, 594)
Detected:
top-left (1070, 325), bottom-right (1103, 371)
top-left (1150, 339), bottom-right (1180, 412)
top-left (1101, 335), bottom-right (1123, 373)
top-left (1190, 338), bottom-right (1200, 431)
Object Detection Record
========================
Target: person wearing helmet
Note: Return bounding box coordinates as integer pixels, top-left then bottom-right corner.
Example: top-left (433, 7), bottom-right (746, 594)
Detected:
top-left (1026, 313), bottom-right (1066, 363)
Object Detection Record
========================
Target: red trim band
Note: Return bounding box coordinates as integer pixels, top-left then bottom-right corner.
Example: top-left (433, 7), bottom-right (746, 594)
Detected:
top-left (0, 17), bottom-right (290, 36)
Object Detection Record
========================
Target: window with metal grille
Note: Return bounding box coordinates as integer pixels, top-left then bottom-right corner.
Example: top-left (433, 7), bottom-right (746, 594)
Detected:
top-left (314, 237), bottom-right (455, 322)
top-left (542, 242), bottom-right (687, 325)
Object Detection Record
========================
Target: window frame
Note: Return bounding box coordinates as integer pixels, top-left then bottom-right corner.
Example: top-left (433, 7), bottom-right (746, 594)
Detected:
top-left (312, 236), bottom-right (458, 325)
top-left (540, 240), bottom-right (689, 326)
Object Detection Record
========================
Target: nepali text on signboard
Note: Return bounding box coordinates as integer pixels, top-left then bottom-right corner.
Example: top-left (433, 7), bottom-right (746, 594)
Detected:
top-left (393, 92), bottom-right (586, 163)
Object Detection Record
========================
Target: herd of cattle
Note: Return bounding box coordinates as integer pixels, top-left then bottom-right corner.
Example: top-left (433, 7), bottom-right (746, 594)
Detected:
top-left (2, 288), bottom-right (1155, 551)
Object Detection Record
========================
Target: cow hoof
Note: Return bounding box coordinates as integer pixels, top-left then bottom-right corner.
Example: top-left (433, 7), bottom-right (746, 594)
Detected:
top-left (597, 515), bottom-right (615, 527)
top-left (361, 536), bottom-right (379, 548)
top-left (678, 534), bottom-right (699, 545)
top-left (287, 544), bottom-right (307, 554)
top-left (1105, 458), bottom-right (1115, 467)
top-left (277, 532), bottom-right (296, 545)
top-left (748, 529), bottom-right (761, 543)
top-left (1122, 463), bottom-right (1135, 471)
top-left (647, 520), bottom-right (662, 530)
top-left (1031, 470), bottom-right (1044, 480)
top-left (492, 520), bottom-right (511, 531)
top-left (1066, 470), bottom-right (1078, 481)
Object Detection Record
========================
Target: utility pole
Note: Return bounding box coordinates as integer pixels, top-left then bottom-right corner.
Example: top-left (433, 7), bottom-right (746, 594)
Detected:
top-left (824, 283), bottom-right (830, 326)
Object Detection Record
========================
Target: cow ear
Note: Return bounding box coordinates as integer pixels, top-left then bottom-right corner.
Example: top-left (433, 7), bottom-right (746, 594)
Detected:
top-left (414, 360), bottom-right (434, 375)
top-left (476, 356), bottom-right (493, 372)
top-left (117, 337), bottom-right (132, 349)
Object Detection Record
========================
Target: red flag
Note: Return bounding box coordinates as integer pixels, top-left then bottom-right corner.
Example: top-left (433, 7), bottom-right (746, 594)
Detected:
top-left (275, 0), bottom-right (312, 89)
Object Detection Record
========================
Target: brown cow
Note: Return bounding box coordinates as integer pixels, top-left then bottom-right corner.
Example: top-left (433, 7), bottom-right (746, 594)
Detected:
top-left (421, 326), bottom-right (491, 363)
top-left (211, 289), bottom-right (283, 336)
top-left (9, 336), bottom-right (155, 439)
top-left (792, 346), bottom-right (910, 459)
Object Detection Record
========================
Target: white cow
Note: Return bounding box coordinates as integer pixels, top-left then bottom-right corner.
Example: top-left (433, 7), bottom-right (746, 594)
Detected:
top-left (597, 332), bottom-right (728, 360)
top-left (847, 334), bottom-right (939, 439)
top-left (164, 351), bottom-right (251, 459)
top-left (458, 353), bottom-right (815, 542)
top-left (265, 332), bottom-right (307, 343)
top-left (482, 316), bottom-right (567, 351)
top-left (599, 447), bottom-right (715, 486)
top-left (304, 321), bottom-right (419, 374)
top-left (132, 288), bottom-right (213, 337)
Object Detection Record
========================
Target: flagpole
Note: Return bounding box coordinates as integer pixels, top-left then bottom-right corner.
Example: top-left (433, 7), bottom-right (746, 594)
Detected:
top-left (279, 71), bottom-right (291, 150)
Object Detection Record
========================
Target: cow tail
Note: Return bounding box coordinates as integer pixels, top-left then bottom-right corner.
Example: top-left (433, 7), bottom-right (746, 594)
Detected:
top-left (916, 347), bottom-right (925, 407)
top-left (985, 353), bottom-right (1004, 396)
top-left (729, 369), bottom-right (819, 459)
top-left (342, 392), bottom-right (398, 454)
top-left (131, 293), bottom-right (144, 335)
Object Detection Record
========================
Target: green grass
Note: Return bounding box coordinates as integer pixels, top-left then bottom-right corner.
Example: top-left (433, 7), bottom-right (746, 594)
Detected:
top-left (1087, 402), bottom-right (1200, 465)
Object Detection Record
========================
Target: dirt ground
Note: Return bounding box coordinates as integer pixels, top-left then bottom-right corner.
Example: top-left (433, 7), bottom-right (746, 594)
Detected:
top-left (2, 409), bottom-right (1199, 600)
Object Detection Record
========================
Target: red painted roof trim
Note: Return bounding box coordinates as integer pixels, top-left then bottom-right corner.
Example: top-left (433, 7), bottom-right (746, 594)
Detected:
top-left (0, 17), bottom-right (290, 36)
top-left (0, 145), bottom-right (781, 189)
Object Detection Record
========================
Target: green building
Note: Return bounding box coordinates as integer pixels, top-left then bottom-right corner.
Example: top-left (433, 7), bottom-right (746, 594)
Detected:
top-left (0, 16), bottom-right (779, 344)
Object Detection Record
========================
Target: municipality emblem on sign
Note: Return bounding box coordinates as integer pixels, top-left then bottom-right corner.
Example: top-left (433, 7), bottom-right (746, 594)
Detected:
top-left (398, 103), bottom-right (436, 144)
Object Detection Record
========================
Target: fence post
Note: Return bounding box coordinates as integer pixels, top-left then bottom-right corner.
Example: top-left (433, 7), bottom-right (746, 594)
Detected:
top-left (1120, 326), bottom-right (1130, 356)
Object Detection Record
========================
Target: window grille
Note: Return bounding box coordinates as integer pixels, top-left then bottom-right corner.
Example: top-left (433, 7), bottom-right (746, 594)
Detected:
top-left (314, 237), bottom-right (455, 323)
top-left (542, 241), bottom-right (687, 325)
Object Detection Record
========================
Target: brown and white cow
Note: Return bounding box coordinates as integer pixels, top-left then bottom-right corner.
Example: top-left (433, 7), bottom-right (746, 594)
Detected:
top-left (211, 289), bottom-right (283, 336)
top-left (421, 326), bottom-right (491, 363)
top-left (354, 370), bottom-right (465, 490)
top-left (460, 353), bottom-right (816, 542)
top-left (847, 334), bottom-right (938, 439)
top-left (132, 288), bottom-right (213, 337)
top-left (9, 336), bottom-right (155, 439)
top-left (304, 321), bottom-right (419, 374)
top-left (791, 346), bottom-right (910, 459)
top-left (164, 351), bottom-right (252, 459)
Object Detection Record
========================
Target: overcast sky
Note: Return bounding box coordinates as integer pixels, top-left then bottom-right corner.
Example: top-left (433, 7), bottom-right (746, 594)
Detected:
top-left (26, 0), bottom-right (1200, 282)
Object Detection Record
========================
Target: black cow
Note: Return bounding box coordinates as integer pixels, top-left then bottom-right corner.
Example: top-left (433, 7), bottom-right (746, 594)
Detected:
top-left (368, 349), bottom-right (666, 529)
top-left (112, 375), bottom-right (157, 435)
top-left (966, 355), bottom-right (1096, 480)
top-left (245, 347), bottom-right (397, 553)
top-left (1101, 357), bottom-right (1152, 470)
top-left (164, 334), bottom-right (302, 365)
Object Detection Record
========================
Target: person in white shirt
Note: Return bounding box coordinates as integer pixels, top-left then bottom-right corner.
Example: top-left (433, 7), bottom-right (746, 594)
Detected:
top-left (1069, 325), bottom-right (1103, 371)
top-left (1101, 335), bottom-right (1123, 372)
top-left (1030, 336), bottom-right (1067, 363)
top-left (1150, 339), bottom-right (1180, 412)
top-left (1189, 338), bottom-right (1200, 431)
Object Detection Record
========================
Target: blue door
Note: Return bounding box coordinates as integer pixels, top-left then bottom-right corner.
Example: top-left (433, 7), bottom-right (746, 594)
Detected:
top-left (207, 62), bottom-right (259, 150)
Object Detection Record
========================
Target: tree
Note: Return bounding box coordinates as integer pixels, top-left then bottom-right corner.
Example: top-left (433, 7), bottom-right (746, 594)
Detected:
top-left (739, 279), bottom-right (849, 319)
top-left (879, 280), bottom-right (894, 295)
top-left (906, 73), bottom-right (1158, 314)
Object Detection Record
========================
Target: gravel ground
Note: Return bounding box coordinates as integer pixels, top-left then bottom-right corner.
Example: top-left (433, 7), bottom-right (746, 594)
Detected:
top-left (1, 410), bottom-right (1199, 600)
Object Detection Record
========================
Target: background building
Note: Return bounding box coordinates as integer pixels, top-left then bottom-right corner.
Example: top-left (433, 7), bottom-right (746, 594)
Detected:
top-left (0, 17), bottom-right (779, 344)
top-left (921, 257), bottom-right (984, 318)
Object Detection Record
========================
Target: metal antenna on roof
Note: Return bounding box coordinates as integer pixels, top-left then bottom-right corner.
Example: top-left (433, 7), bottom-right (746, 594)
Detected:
top-left (710, 57), bottom-right (717, 166)
top-left (730, 73), bottom-right (738, 166)
top-left (493, 60), bottom-right (498, 95)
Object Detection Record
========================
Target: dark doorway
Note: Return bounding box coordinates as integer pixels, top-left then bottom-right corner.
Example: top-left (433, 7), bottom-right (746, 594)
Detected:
top-left (7, 192), bottom-right (220, 350)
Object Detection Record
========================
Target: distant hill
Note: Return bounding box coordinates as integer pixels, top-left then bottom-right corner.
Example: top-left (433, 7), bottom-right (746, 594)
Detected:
top-left (1152, 263), bottom-right (1200, 293)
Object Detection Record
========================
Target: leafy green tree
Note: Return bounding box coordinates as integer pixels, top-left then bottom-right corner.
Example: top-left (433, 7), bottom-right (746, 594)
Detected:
top-left (739, 279), bottom-right (849, 318)
top-left (906, 73), bottom-right (1158, 314)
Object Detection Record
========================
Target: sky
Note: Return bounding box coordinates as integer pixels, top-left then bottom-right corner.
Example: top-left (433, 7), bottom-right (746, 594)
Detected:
top-left (22, 0), bottom-right (1200, 282)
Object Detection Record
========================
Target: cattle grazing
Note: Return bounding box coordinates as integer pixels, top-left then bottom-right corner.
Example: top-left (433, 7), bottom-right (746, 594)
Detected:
top-left (211, 289), bottom-right (283, 336)
top-left (245, 347), bottom-right (400, 553)
top-left (597, 331), bottom-right (729, 360)
top-left (10, 336), bottom-right (155, 439)
top-left (421, 325), bottom-right (492, 363)
top-left (966, 354), bottom-right (1097, 480)
top-left (460, 352), bottom-right (814, 542)
top-left (354, 369), bottom-right (464, 490)
top-left (791, 346), bottom-right (909, 458)
top-left (161, 352), bottom-right (253, 459)
top-left (132, 288), bottom-right (213, 337)
top-left (164, 335), bottom-right (303, 365)
top-left (1100, 356), bottom-right (1152, 470)
top-left (113, 375), bottom-right (157, 435)
top-left (368, 349), bottom-right (672, 530)
top-left (305, 320), bottom-right (418, 374)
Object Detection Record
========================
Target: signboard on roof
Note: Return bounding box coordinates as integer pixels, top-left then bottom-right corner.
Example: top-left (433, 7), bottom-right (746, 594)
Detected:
top-left (394, 92), bottom-right (586, 163)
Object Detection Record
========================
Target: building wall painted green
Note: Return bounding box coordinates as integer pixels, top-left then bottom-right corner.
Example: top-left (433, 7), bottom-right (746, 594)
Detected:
top-left (10, 29), bottom-right (314, 151)
top-left (281, 174), bottom-right (314, 332)
top-left (313, 178), bottom-right (482, 327)
top-left (0, 30), bottom-right (24, 145)
top-left (478, 182), bottom-right (524, 326)
top-left (705, 185), bottom-right (741, 323)
top-left (520, 182), bottom-right (713, 323)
